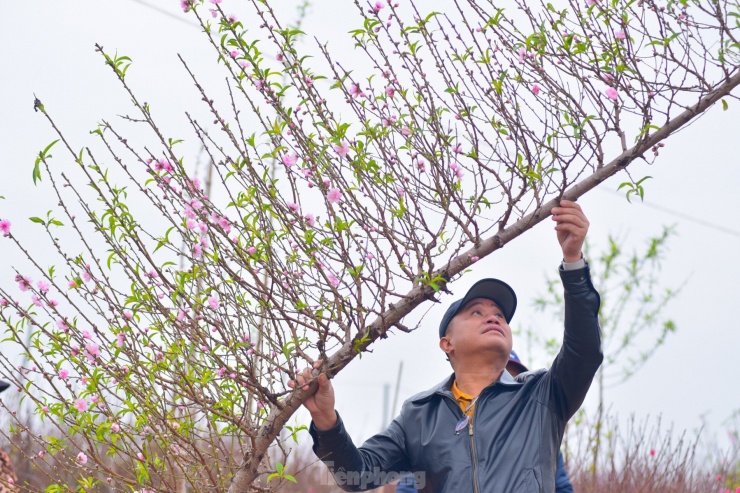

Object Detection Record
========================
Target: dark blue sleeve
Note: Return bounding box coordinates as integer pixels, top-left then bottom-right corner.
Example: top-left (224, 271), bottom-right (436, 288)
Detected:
top-left (555, 451), bottom-right (575, 493)
top-left (549, 264), bottom-right (604, 420)
top-left (395, 474), bottom-right (418, 493)
top-left (309, 412), bottom-right (411, 491)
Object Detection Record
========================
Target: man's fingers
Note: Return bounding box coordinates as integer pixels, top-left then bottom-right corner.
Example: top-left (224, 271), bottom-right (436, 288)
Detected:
top-left (317, 373), bottom-right (332, 391)
top-left (558, 199), bottom-right (582, 210)
top-left (552, 214), bottom-right (589, 230)
top-left (292, 366), bottom-right (326, 392)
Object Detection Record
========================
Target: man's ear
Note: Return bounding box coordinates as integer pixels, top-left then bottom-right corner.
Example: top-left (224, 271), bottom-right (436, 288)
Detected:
top-left (439, 336), bottom-right (453, 358)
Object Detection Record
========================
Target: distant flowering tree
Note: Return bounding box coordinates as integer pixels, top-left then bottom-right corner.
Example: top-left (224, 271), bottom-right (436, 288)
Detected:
top-left (0, 0), bottom-right (738, 492)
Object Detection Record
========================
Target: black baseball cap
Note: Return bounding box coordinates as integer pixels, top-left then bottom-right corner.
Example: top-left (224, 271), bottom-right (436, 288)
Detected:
top-left (438, 278), bottom-right (517, 338)
top-left (0, 380), bottom-right (10, 393)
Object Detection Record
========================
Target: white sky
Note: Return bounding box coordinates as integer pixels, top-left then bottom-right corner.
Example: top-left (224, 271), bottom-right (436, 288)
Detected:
top-left (1, 1), bottom-right (738, 454)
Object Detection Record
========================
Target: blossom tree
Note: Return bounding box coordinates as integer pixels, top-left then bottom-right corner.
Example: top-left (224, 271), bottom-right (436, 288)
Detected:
top-left (0, 0), bottom-right (738, 491)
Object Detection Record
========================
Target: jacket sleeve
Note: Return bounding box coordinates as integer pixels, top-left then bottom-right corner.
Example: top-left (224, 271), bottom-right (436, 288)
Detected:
top-left (549, 263), bottom-right (603, 420)
top-left (309, 411), bottom-right (411, 492)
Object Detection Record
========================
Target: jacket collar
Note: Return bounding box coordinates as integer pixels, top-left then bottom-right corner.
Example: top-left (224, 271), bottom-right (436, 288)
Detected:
top-left (410, 369), bottom-right (526, 404)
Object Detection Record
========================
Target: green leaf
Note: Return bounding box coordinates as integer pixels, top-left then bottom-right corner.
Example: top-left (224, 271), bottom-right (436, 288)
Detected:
top-left (33, 139), bottom-right (60, 185)
top-left (722, 99), bottom-right (729, 111)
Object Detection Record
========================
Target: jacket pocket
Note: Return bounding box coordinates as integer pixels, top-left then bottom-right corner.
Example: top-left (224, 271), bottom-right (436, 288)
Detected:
top-left (521, 466), bottom-right (542, 492)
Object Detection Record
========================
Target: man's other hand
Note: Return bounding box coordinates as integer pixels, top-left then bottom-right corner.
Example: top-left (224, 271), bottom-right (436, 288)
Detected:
top-left (288, 359), bottom-right (337, 430)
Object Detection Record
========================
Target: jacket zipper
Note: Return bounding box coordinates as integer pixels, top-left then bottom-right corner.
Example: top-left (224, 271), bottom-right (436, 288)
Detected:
top-left (441, 391), bottom-right (481, 493)
top-left (469, 419), bottom-right (480, 493)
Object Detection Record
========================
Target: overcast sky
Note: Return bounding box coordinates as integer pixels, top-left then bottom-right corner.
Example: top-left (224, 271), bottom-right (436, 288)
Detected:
top-left (1, 1), bottom-right (739, 454)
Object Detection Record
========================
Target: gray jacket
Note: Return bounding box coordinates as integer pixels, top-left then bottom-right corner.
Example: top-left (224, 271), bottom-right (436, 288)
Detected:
top-left (310, 266), bottom-right (602, 492)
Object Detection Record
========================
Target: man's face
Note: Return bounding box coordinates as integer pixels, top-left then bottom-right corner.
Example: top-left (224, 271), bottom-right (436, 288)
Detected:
top-left (440, 298), bottom-right (513, 363)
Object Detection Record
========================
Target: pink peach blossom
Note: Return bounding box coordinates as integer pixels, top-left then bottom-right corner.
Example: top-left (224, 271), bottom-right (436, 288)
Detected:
top-left (327, 188), bottom-right (343, 204)
top-left (333, 141), bottom-right (350, 158)
top-left (86, 343), bottom-right (99, 356)
top-left (349, 83), bottom-right (363, 98)
top-left (328, 274), bottom-right (340, 288)
top-left (282, 152), bottom-right (298, 168)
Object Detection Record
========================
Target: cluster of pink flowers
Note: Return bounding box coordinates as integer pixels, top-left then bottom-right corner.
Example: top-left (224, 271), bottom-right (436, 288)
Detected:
top-left (15, 274), bottom-right (32, 292)
top-left (153, 159), bottom-right (173, 173)
top-left (517, 47), bottom-right (536, 63)
top-left (0, 219), bottom-right (10, 236)
top-left (450, 162), bottom-right (464, 180)
top-left (210, 213), bottom-right (232, 234)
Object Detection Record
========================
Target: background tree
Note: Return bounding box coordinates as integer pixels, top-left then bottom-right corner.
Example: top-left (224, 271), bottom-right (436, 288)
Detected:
top-left (0, 0), bottom-right (738, 492)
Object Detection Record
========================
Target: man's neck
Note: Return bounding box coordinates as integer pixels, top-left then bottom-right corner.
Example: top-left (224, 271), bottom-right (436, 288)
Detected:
top-left (453, 364), bottom-right (505, 397)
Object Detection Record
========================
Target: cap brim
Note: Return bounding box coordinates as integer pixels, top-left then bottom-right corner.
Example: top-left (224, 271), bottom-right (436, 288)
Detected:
top-left (0, 380), bottom-right (10, 393)
top-left (507, 361), bottom-right (529, 374)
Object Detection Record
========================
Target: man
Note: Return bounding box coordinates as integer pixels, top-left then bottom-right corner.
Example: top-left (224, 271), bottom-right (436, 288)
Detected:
top-left (294, 200), bottom-right (602, 492)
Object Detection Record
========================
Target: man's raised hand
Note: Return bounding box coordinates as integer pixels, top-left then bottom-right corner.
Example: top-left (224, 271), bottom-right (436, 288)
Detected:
top-left (552, 200), bottom-right (589, 263)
